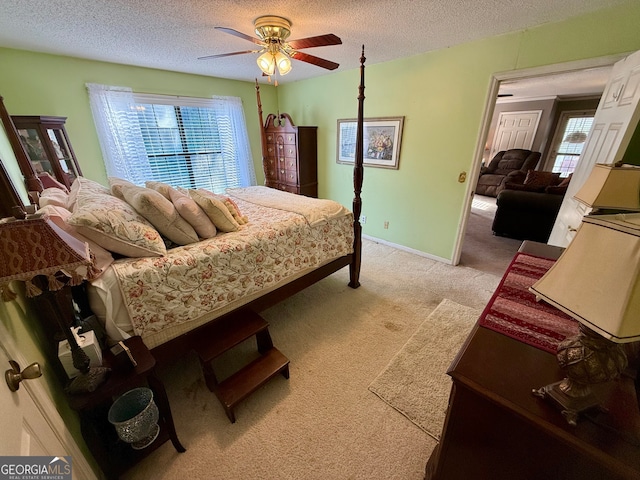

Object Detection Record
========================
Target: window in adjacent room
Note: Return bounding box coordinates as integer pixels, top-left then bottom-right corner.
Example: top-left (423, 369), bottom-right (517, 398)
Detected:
top-left (87, 84), bottom-right (256, 192)
top-left (546, 111), bottom-right (595, 177)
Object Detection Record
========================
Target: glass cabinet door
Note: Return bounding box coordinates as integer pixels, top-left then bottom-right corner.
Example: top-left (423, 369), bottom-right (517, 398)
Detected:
top-left (11, 116), bottom-right (82, 191)
top-left (17, 128), bottom-right (54, 176)
top-left (46, 128), bottom-right (79, 184)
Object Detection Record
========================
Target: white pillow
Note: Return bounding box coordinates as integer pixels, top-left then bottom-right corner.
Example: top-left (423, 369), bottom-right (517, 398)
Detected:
top-left (119, 185), bottom-right (199, 245)
top-left (168, 188), bottom-right (217, 239)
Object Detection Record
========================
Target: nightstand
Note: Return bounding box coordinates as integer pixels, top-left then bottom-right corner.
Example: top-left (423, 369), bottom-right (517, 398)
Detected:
top-left (67, 336), bottom-right (185, 479)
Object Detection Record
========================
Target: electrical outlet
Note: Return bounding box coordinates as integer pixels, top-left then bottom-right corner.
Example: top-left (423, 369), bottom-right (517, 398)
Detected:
top-left (384, 221), bottom-right (389, 229)
top-left (360, 215), bottom-right (367, 224)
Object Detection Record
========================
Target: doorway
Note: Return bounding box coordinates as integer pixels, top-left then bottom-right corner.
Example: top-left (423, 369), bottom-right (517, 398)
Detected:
top-left (455, 55), bottom-right (624, 270)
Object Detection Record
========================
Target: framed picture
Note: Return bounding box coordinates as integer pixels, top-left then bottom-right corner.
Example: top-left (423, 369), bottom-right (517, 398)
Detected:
top-left (337, 117), bottom-right (404, 169)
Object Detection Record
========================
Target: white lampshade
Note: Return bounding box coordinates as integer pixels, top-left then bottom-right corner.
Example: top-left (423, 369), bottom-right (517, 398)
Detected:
top-left (274, 51), bottom-right (292, 75)
top-left (256, 52), bottom-right (276, 76)
top-left (573, 163), bottom-right (640, 211)
top-left (530, 213), bottom-right (640, 343)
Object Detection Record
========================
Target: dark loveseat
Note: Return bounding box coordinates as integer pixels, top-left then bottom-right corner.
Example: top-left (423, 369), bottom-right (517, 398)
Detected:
top-left (477, 149), bottom-right (541, 197)
top-left (491, 172), bottom-right (572, 243)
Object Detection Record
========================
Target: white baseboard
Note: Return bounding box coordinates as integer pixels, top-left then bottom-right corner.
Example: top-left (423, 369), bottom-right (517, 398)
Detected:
top-left (362, 234), bottom-right (453, 265)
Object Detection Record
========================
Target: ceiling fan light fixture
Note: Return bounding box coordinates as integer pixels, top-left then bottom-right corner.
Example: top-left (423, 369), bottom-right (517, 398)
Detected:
top-left (275, 51), bottom-right (292, 75)
top-left (204, 15), bottom-right (340, 78)
top-left (257, 51), bottom-right (276, 76)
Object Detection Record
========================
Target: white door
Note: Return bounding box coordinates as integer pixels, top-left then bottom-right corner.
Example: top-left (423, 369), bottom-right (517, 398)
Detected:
top-left (489, 110), bottom-right (542, 159)
top-left (549, 49), bottom-right (640, 247)
top-left (0, 321), bottom-right (97, 479)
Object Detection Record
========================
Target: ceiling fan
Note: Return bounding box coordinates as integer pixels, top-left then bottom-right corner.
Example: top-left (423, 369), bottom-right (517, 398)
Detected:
top-left (198, 15), bottom-right (342, 80)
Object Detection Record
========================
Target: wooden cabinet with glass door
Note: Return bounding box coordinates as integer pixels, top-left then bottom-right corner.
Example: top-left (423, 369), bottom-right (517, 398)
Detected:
top-left (11, 115), bottom-right (82, 191)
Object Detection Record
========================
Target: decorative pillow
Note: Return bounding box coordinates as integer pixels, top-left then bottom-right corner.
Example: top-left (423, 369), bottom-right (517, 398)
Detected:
top-left (67, 177), bottom-right (111, 211)
top-left (109, 177), bottom-right (138, 199)
top-left (38, 172), bottom-right (69, 193)
top-left (38, 204), bottom-right (114, 277)
top-left (39, 187), bottom-right (69, 208)
top-left (221, 195), bottom-right (249, 225)
top-left (168, 188), bottom-right (217, 239)
top-left (68, 191), bottom-right (167, 257)
top-left (145, 181), bottom-right (176, 200)
top-left (189, 189), bottom-right (240, 232)
top-left (523, 170), bottom-right (560, 189)
top-left (119, 185), bottom-right (199, 245)
top-left (198, 188), bottom-right (248, 225)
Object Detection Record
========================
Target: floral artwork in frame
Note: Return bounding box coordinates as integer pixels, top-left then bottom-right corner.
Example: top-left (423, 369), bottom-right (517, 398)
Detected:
top-left (337, 117), bottom-right (404, 169)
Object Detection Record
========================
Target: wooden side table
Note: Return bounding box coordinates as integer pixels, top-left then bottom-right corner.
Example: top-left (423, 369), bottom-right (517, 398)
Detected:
top-left (67, 336), bottom-right (185, 479)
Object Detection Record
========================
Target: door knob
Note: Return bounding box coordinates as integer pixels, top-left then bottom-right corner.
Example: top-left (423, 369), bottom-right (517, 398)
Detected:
top-left (5, 360), bottom-right (42, 392)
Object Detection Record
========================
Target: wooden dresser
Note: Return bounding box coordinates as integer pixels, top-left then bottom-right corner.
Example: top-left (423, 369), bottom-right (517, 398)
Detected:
top-left (263, 113), bottom-right (317, 197)
top-left (426, 242), bottom-right (640, 480)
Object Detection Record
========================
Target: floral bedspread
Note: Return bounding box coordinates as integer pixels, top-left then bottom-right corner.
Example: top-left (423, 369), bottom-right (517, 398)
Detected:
top-left (109, 194), bottom-right (354, 345)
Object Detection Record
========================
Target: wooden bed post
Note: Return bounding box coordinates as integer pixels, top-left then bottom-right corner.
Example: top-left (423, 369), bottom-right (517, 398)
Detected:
top-left (349, 46), bottom-right (365, 289)
top-left (255, 79), bottom-right (268, 182)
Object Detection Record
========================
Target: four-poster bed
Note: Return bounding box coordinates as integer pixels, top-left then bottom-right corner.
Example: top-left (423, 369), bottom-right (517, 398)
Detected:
top-left (0, 48), bottom-right (367, 366)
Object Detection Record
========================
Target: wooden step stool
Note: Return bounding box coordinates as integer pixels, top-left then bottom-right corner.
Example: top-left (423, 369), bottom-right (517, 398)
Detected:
top-left (194, 309), bottom-right (290, 423)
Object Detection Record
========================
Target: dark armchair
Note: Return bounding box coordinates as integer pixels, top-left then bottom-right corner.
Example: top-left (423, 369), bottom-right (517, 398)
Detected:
top-left (476, 149), bottom-right (541, 197)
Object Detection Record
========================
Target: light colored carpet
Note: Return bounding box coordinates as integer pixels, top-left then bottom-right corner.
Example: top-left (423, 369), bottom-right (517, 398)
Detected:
top-left (368, 299), bottom-right (481, 441)
top-left (121, 240), bottom-right (500, 480)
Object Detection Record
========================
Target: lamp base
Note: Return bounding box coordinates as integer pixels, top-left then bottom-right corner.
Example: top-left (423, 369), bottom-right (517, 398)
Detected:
top-left (533, 379), bottom-right (606, 426)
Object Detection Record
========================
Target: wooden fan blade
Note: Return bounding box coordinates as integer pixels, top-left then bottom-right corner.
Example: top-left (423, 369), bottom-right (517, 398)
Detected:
top-left (290, 51), bottom-right (339, 70)
top-left (198, 50), bottom-right (258, 60)
top-left (287, 34), bottom-right (342, 50)
top-left (214, 27), bottom-right (264, 45)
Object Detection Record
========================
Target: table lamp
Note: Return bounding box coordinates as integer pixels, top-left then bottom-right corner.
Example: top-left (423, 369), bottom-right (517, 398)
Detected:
top-left (573, 163), bottom-right (640, 212)
top-left (0, 214), bottom-right (109, 394)
top-left (530, 213), bottom-right (640, 425)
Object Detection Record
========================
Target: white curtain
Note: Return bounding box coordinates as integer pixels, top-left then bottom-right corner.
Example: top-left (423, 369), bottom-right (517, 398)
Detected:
top-left (86, 83), bottom-right (152, 185)
top-left (87, 84), bottom-right (256, 189)
top-left (212, 95), bottom-right (257, 187)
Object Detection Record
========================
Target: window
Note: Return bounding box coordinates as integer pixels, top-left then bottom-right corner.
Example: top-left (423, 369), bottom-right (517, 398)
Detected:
top-left (547, 112), bottom-right (594, 177)
top-left (87, 84), bottom-right (256, 192)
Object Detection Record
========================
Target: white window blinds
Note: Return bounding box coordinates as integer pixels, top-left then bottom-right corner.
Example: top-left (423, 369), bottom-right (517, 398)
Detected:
top-left (551, 114), bottom-right (594, 177)
top-left (87, 84), bottom-right (256, 192)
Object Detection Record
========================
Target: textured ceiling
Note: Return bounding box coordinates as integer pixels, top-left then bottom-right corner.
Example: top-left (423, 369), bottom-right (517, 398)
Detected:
top-left (0, 0), bottom-right (627, 91)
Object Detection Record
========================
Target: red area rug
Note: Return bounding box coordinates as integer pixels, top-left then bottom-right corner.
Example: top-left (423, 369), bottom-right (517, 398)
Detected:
top-left (478, 252), bottom-right (579, 353)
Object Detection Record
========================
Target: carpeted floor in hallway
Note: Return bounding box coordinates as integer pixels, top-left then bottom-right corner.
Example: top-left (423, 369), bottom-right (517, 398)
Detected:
top-left (459, 194), bottom-right (521, 276)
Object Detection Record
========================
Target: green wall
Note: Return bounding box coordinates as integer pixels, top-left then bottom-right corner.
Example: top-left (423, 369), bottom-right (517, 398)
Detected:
top-left (277, 1), bottom-right (640, 259)
top-left (1, 2), bottom-right (640, 469)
